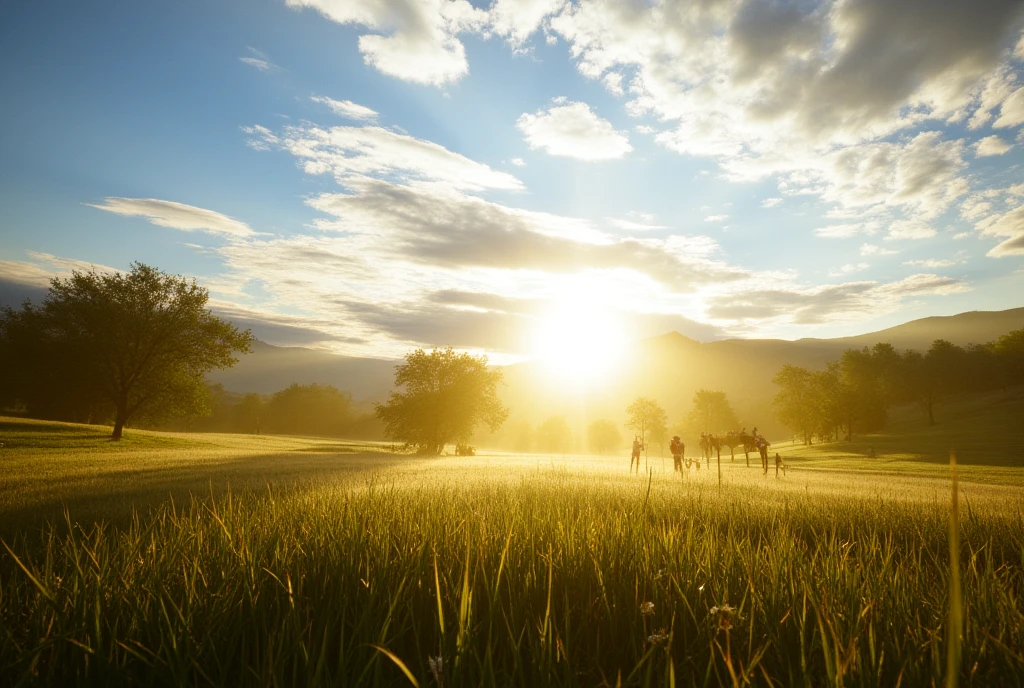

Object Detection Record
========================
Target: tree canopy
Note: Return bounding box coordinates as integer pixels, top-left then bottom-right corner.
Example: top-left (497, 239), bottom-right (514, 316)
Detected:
top-left (685, 389), bottom-right (740, 436)
top-left (374, 347), bottom-right (508, 454)
top-left (587, 419), bottom-right (621, 455)
top-left (265, 383), bottom-right (354, 437)
top-left (536, 415), bottom-right (573, 453)
top-left (773, 330), bottom-right (1024, 443)
top-left (625, 397), bottom-right (667, 450)
top-left (0, 263), bottom-right (253, 439)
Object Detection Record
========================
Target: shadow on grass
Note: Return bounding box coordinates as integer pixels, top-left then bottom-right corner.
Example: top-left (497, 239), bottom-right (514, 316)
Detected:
top-left (0, 449), bottom-right (412, 538)
top-left (0, 419), bottom-right (205, 451)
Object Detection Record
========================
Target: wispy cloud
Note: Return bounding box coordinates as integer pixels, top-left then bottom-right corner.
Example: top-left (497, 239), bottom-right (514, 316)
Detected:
top-left (239, 47), bottom-right (278, 72)
top-left (244, 122), bottom-right (523, 193)
top-left (87, 198), bottom-right (254, 237)
top-left (310, 95), bottom-right (378, 122)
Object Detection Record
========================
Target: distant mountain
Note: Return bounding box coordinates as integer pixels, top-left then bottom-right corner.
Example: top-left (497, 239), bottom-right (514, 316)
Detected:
top-left (208, 307), bottom-right (1024, 441)
top-left (207, 340), bottom-right (396, 403)
top-left (823, 307), bottom-right (1024, 350)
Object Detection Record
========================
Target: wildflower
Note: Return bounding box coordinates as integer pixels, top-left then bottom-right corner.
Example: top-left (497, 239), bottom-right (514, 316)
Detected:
top-left (647, 628), bottom-right (669, 645)
top-left (709, 604), bottom-right (742, 631)
top-left (640, 601), bottom-right (655, 616)
top-left (428, 655), bottom-right (443, 683)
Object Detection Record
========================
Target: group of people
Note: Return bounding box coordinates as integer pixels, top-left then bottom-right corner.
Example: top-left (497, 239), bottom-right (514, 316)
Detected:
top-left (631, 427), bottom-right (787, 477)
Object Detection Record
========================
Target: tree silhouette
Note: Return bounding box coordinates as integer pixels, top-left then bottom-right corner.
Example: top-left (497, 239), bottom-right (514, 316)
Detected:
top-left (0, 263), bottom-right (252, 439)
top-left (375, 347), bottom-right (507, 454)
top-left (625, 397), bottom-right (667, 461)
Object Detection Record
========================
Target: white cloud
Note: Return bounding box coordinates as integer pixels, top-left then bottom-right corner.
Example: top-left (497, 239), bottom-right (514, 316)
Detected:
top-left (828, 263), bottom-right (870, 276)
top-left (815, 224), bottom-right (865, 239)
top-left (602, 72), bottom-right (624, 96)
top-left (860, 243), bottom-right (898, 256)
top-left (975, 202), bottom-right (1024, 257)
top-left (993, 86), bottom-right (1024, 128)
top-left (310, 95), bottom-right (378, 122)
top-left (886, 220), bottom-right (936, 241)
top-left (606, 215), bottom-right (666, 232)
top-left (244, 122), bottom-right (523, 192)
top-left (488, 0), bottom-right (565, 46)
top-left (705, 273), bottom-right (968, 326)
top-left (960, 195), bottom-right (994, 221)
top-left (975, 135), bottom-right (1013, 156)
top-left (240, 57), bottom-right (272, 71)
top-left (761, 197), bottom-right (783, 208)
top-left (903, 259), bottom-right (957, 268)
top-left (240, 47), bottom-right (277, 72)
top-left (285, 0), bottom-right (488, 86)
top-left (0, 252), bottom-right (119, 288)
top-left (704, 214), bottom-right (728, 223)
top-left (510, 157), bottom-right (526, 166)
top-left (516, 100), bottom-right (632, 160)
top-left (87, 198), bottom-right (254, 237)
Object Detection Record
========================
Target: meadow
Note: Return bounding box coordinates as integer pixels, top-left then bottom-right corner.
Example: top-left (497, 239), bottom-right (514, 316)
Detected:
top-left (1, 414), bottom-right (1022, 687)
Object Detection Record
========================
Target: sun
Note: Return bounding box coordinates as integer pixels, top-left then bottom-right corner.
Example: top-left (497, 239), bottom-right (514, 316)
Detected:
top-left (530, 295), bottom-right (627, 386)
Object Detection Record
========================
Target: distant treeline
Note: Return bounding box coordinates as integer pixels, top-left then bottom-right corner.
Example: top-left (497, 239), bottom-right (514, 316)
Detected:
top-left (773, 329), bottom-right (1024, 444)
top-left (148, 383), bottom-right (384, 439)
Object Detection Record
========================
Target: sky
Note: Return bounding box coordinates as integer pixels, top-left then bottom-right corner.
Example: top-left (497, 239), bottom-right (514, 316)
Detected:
top-left (2, 0), bottom-right (1024, 364)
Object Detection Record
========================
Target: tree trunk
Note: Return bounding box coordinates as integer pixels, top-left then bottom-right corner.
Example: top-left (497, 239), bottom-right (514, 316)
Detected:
top-left (112, 411), bottom-right (126, 441)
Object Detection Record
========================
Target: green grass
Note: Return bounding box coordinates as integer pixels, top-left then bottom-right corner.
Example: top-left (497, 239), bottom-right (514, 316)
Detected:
top-left (773, 388), bottom-right (1024, 482)
top-left (1, 416), bottom-right (1023, 686)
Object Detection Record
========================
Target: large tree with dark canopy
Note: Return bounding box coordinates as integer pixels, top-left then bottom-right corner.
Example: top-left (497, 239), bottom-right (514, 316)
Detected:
top-left (375, 347), bottom-right (508, 454)
top-left (0, 263), bottom-right (253, 439)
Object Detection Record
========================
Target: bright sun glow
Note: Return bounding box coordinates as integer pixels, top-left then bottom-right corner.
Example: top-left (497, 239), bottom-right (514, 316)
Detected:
top-left (530, 294), bottom-right (627, 385)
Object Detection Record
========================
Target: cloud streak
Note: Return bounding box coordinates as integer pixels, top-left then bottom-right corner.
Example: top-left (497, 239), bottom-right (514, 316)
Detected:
top-left (87, 198), bottom-right (254, 237)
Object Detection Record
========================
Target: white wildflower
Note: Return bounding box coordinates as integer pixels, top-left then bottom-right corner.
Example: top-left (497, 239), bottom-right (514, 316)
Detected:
top-left (647, 627), bottom-right (669, 645)
top-left (640, 601), bottom-right (655, 616)
top-left (428, 655), bottom-right (443, 682)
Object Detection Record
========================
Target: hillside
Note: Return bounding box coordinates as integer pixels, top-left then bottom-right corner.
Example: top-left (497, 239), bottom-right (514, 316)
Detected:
top-left (812, 306), bottom-right (1024, 350)
top-left (782, 386), bottom-right (1024, 467)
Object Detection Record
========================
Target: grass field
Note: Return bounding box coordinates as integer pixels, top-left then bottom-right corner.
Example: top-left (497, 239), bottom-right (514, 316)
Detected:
top-left (1, 414), bottom-right (1023, 686)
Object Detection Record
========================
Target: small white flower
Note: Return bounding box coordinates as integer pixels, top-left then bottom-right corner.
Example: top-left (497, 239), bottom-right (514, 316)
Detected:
top-left (647, 628), bottom-right (669, 645)
top-left (709, 604), bottom-right (742, 631)
top-left (640, 601), bottom-right (655, 616)
top-left (428, 655), bottom-right (443, 682)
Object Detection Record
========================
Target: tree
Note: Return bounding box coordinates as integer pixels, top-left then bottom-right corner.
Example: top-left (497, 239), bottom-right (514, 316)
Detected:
top-left (685, 389), bottom-right (740, 435)
top-left (903, 340), bottom-right (967, 425)
top-left (233, 393), bottom-right (265, 434)
top-left (587, 419), bottom-right (621, 455)
top-left (507, 418), bottom-right (534, 453)
top-left (536, 415), bottom-right (573, 453)
top-left (265, 383), bottom-right (353, 437)
top-left (772, 365), bottom-right (822, 444)
top-left (990, 328), bottom-right (1024, 386)
top-left (625, 397), bottom-right (667, 456)
top-left (375, 347), bottom-right (508, 454)
top-left (0, 263), bottom-right (252, 439)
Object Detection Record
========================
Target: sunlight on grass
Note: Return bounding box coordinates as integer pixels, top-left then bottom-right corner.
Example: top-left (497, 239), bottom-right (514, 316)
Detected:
top-left (1, 416), bottom-right (1022, 685)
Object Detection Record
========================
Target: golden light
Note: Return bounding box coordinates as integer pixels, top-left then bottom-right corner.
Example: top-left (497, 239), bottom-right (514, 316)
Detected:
top-left (530, 291), bottom-right (627, 386)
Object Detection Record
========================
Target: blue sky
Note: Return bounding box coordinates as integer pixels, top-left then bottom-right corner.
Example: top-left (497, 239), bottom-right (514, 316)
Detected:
top-left (2, 0), bottom-right (1024, 362)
